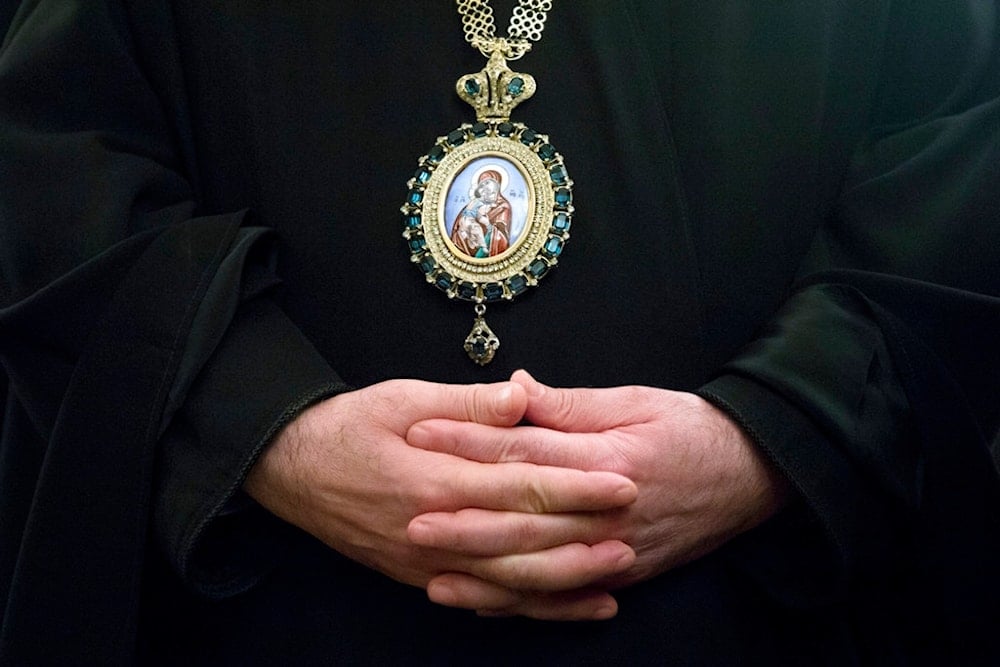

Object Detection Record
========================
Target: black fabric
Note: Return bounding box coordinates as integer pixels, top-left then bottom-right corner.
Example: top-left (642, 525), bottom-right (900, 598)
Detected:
top-left (1, 0), bottom-right (999, 664)
top-left (0, 1), bottom-right (18, 45)
top-left (0, 0), bottom-right (16, 445)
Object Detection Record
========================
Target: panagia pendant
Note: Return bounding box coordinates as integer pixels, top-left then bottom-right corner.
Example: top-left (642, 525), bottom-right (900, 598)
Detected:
top-left (401, 41), bottom-right (574, 366)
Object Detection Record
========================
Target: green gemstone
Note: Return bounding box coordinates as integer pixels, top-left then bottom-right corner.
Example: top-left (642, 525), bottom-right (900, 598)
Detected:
top-left (528, 259), bottom-right (549, 279)
top-left (435, 273), bottom-right (455, 291)
top-left (549, 164), bottom-right (568, 185)
top-left (457, 281), bottom-right (478, 300)
top-left (484, 283), bottom-right (505, 302)
top-left (508, 275), bottom-right (529, 295)
top-left (552, 212), bottom-right (571, 232)
top-left (428, 145), bottom-right (446, 163)
top-left (544, 237), bottom-right (564, 258)
top-left (419, 255), bottom-right (437, 274)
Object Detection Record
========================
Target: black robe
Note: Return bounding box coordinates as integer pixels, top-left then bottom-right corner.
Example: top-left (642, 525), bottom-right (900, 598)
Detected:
top-left (1, 1), bottom-right (999, 664)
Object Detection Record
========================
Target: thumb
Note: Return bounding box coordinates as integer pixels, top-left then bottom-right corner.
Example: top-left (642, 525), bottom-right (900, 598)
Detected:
top-left (427, 379), bottom-right (529, 427)
top-left (510, 370), bottom-right (632, 432)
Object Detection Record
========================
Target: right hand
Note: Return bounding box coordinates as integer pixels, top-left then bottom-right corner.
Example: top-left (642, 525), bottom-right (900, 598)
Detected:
top-left (243, 379), bottom-right (639, 619)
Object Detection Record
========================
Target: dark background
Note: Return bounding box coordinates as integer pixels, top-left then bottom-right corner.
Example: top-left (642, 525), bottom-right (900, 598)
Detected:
top-left (1, 1), bottom-right (15, 432)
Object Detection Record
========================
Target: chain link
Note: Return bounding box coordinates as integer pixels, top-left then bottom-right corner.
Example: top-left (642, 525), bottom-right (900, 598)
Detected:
top-left (456, 0), bottom-right (552, 58)
top-left (456, 0), bottom-right (497, 44)
top-left (509, 0), bottom-right (552, 42)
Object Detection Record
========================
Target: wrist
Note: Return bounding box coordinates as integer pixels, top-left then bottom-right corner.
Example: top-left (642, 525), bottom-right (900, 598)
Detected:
top-left (243, 397), bottom-right (327, 527)
top-left (701, 397), bottom-right (792, 532)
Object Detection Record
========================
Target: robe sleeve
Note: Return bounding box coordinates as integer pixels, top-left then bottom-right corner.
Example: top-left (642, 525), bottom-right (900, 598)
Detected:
top-left (697, 0), bottom-right (1000, 658)
top-left (0, 2), bottom-right (345, 661)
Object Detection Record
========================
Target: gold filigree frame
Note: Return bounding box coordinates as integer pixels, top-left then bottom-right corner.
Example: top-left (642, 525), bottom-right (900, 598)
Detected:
top-left (427, 142), bottom-right (545, 283)
top-left (402, 122), bottom-right (573, 304)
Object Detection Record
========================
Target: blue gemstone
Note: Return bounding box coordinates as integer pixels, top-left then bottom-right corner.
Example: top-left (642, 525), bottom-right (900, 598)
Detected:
top-left (520, 129), bottom-right (538, 146)
top-left (408, 236), bottom-right (426, 252)
top-left (528, 259), bottom-right (549, 279)
top-left (538, 143), bottom-right (556, 161)
top-left (471, 122), bottom-right (488, 137)
top-left (483, 283), bottom-right (505, 302)
top-left (552, 212), bottom-right (571, 232)
top-left (447, 129), bottom-right (466, 146)
top-left (498, 122), bottom-right (514, 137)
top-left (470, 337), bottom-right (488, 357)
top-left (405, 214), bottom-right (421, 229)
top-left (550, 164), bottom-right (568, 185)
top-left (414, 167), bottom-right (431, 184)
top-left (435, 272), bottom-right (455, 291)
top-left (544, 237), bottom-right (564, 258)
top-left (457, 281), bottom-right (478, 300)
top-left (408, 189), bottom-right (424, 205)
top-left (508, 275), bottom-right (528, 295)
top-left (464, 78), bottom-right (481, 96)
top-left (428, 145), bottom-right (446, 163)
top-left (419, 255), bottom-right (437, 274)
top-left (507, 77), bottom-right (525, 96)
top-left (554, 188), bottom-right (572, 207)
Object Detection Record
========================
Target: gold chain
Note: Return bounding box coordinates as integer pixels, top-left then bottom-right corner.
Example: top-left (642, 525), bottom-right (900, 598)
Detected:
top-left (456, 0), bottom-right (553, 59)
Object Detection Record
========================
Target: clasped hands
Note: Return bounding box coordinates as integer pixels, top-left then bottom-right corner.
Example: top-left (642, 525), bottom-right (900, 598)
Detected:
top-left (245, 370), bottom-right (788, 621)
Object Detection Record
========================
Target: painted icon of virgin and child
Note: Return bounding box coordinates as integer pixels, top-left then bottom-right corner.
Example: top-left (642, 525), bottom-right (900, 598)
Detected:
top-left (446, 159), bottom-right (528, 260)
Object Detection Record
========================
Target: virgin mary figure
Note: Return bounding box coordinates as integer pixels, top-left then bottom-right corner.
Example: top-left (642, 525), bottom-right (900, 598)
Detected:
top-left (450, 169), bottom-right (512, 259)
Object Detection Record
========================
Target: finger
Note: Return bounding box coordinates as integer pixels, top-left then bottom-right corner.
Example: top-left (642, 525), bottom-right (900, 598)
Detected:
top-left (511, 369), bottom-right (640, 432)
top-left (408, 508), bottom-right (624, 555)
top-left (427, 574), bottom-right (619, 621)
top-left (445, 462), bottom-right (637, 513)
top-left (392, 379), bottom-right (528, 428)
top-left (408, 419), bottom-right (603, 469)
top-left (468, 540), bottom-right (635, 592)
top-left (485, 590), bottom-right (619, 622)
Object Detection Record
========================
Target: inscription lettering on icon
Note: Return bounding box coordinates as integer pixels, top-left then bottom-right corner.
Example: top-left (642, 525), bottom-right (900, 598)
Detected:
top-left (442, 156), bottom-right (531, 262)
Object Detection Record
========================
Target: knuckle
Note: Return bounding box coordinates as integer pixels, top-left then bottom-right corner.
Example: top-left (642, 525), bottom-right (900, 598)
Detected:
top-left (464, 384), bottom-right (487, 423)
top-left (496, 432), bottom-right (529, 463)
top-left (478, 432), bottom-right (507, 464)
top-left (523, 472), bottom-right (552, 513)
top-left (369, 380), bottom-right (413, 420)
top-left (620, 385), bottom-right (648, 405)
top-left (595, 444), bottom-right (632, 477)
top-left (551, 388), bottom-right (578, 422)
top-left (417, 474), bottom-right (454, 513)
top-left (498, 557), bottom-right (537, 590)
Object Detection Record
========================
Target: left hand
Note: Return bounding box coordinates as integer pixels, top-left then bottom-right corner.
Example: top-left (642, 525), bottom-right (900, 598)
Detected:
top-left (406, 370), bottom-right (791, 617)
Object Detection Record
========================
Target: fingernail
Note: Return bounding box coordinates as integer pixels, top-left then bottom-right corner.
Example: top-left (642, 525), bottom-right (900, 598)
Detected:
top-left (614, 479), bottom-right (639, 504)
top-left (407, 423), bottom-right (431, 446)
top-left (616, 548), bottom-right (636, 570)
top-left (594, 604), bottom-right (618, 620)
top-left (428, 581), bottom-right (457, 606)
top-left (407, 517), bottom-right (430, 544)
top-left (494, 385), bottom-right (515, 416)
